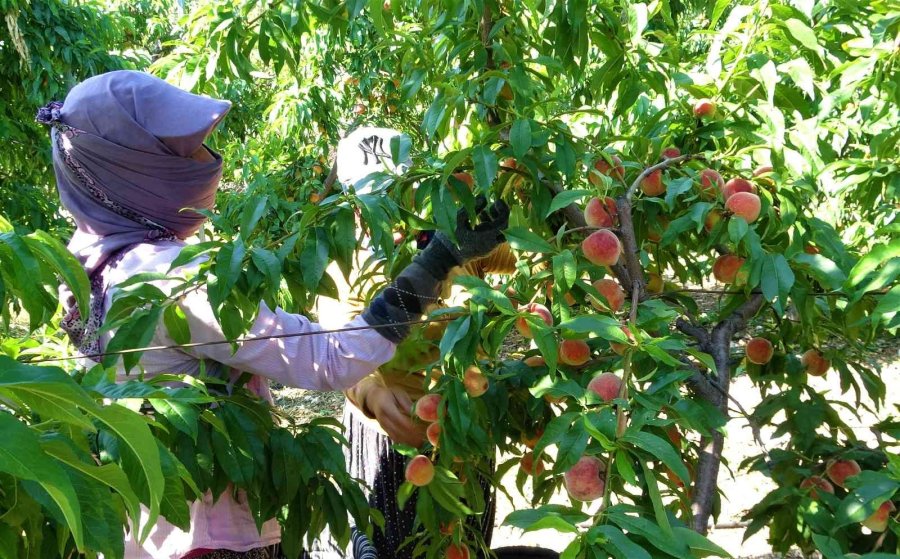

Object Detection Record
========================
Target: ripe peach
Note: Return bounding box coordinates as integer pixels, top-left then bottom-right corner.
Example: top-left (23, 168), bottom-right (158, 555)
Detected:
top-left (587, 372), bottom-right (622, 402)
top-left (405, 455), bottom-right (435, 486)
top-left (446, 543), bottom-right (471, 559)
top-left (545, 282), bottom-right (576, 305)
top-left (463, 366), bottom-right (489, 397)
top-left (862, 500), bottom-right (896, 532)
top-left (722, 178), bottom-right (756, 200)
top-left (590, 278), bottom-right (625, 313)
top-left (704, 209), bottom-right (723, 232)
top-left (564, 456), bottom-right (606, 501)
top-left (800, 476), bottom-right (834, 500)
top-left (725, 192), bottom-right (762, 223)
top-left (801, 349), bottom-right (830, 377)
top-left (698, 169), bottom-right (724, 198)
top-left (515, 303), bottom-right (553, 338)
top-left (647, 216), bottom-right (669, 243)
top-left (523, 355), bottom-right (546, 367)
top-left (646, 273), bottom-right (664, 293)
top-left (610, 325), bottom-right (634, 355)
top-left (712, 254), bottom-right (745, 284)
top-left (662, 147), bottom-right (681, 159)
top-left (520, 451), bottom-right (545, 476)
top-left (584, 196), bottom-right (617, 228)
top-left (452, 172), bottom-right (475, 190)
top-left (693, 99), bottom-right (716, 119)
top-left (559, 339), bottom-right (591, 366)
top-left (746, 338), bottom-right (774, 365)
top-left (640, 169), bottom-right (665, 196)
top-left (582, 230), bottom-right (623, 266)
top-left (415, 394), bottom-right (442, 423)
top-left (589, 155), bottom-right (625, 185)
top-left (426, 422), bottom-right (441, 447)
top-left (804, 244), bottom-right (820, 255)
top-left (825, 459), bottom-right (861, 489)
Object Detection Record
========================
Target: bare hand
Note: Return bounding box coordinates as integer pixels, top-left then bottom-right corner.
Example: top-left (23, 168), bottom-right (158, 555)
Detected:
top-left (365, 384), bottom-right (427, 447)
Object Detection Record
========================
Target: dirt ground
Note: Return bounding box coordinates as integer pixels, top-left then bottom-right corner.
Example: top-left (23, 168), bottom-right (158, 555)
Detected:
top-left (273, 327), bottom-right (900, 558)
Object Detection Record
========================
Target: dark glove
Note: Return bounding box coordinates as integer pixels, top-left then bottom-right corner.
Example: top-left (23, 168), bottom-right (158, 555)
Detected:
top-left (362, 196), bottom-right (510, 343)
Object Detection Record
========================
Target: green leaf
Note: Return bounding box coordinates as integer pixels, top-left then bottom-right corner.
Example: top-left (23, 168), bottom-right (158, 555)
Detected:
top-left (389, 134), bottom-right (412, 166)
top-left (552, 250), bottom-right (577, 293)
top-left (504, 227), bottom-right (555, 253)
top-left (0, 357), bottom-right (98, 429)
top-left (212, 238), bottom-right (247, 304)
top-left (845, 240), bottom-right (900, 298)
top-left (300, 228), bottom-right (329, 291)
top-left (559, 315), bottom-right (625, 341)
top-left (0, 412), bottom-right (84, 550)
top-left (510, 119), bottom-right (532, 159)
top-left (590, 525), bottom-right (651, 559)
top-left (239, 195), bottom-right (269, 239)
top-left (103, 307), bottom-right (164, 372)
top-left (503, 505), bottom-right (590, 534)
top-left (163, 304), bottom-right (192, 345)
top-left (453, 276), bottom-right (516, 314)
top-left (150, 398), bottom-right (200, 441)
top-left (783, 18), bottom-right (821, 55)
top-left (639, 460), bottom-right (672, 536)
top-left (671, 527), bottom-right (731, 557)
top-left (546, 189), bottom-right (591, 218)
top-left (760, 253), bottom-right (794, 304)
top-left (621, 431), bottom-right (689, 483)
top-left (835, 472), bottom-right (898, 527)
top-left (471, 145), bottom-right (498, 190)
top-left (792, 253), bottom-right (846, 290)
top-left (24, 230), bottom-right (91, 319)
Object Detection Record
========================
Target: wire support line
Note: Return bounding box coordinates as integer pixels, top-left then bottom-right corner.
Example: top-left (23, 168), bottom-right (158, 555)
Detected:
top-left (20, 316), bottom-right (459, 364)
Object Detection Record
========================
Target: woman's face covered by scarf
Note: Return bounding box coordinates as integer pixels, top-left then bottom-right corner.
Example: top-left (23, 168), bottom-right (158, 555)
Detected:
top-left (41, 70), bottom-right (231, 274)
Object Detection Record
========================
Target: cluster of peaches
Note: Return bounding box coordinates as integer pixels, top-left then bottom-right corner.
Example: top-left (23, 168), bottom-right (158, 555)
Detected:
top-left (801, 459), bottom-right (895, 532)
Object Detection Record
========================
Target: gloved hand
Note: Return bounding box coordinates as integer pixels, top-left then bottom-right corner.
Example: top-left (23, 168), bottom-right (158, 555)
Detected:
top-left (364, 384), bottom-right (427, 447)
top-left (362, 195), bottom-right (510, 343)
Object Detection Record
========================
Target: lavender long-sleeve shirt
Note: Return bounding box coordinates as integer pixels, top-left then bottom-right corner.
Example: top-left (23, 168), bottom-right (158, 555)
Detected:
top-left (101, 241), bottom-right (396, 558)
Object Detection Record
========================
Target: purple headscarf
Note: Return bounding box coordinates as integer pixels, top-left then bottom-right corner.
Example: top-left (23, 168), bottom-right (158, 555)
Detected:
top-left (37, 70), bottom-right (231, 356)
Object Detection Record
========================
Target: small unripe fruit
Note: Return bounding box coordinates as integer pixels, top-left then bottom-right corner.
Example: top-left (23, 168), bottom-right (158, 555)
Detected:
top-left (704, 209), bottom-right (723, 232)
top-left (862, 500), bottom-right (896, 532)
top-left (515, 303), bottom-right (553, 338)
top-left (746, 338), bottom-right (774, 365)
top-left (722, 178), bottom-right (756, 200)
top-left (426, 422), bottom-right (441, 447)
top-left (405, 455), bottom-right (435, 486)
top-left (646, 273), bottom-right (664, 293)
top-left (589, 155), bottom-right (624, 185)
top-left (610, 325), bottom-right (634, 355)
top-left (415, 394), bottom-right (442, 423)
top-left (693, 99), bottom-right (717, 118)
top-left (463, 366), bottom-right (489, 397)
top-left (587, 372), bottom-right (622, 402)
top-left (725, 192), bottom-right (762, 223)
top-left (712, 254), bottom-right (746, 284)
top-left (800, 476), bottom-right (834, 500)
top-left (520, 452), bottom-right (545, 476)
top-left (801, 349), bottom-right (830, 377)
top-left (582, 230), bottom-right (623, 266)
top-left (564, 456), bottom-right (606, 501)
top-left (698, 169), bottom-right (724, 199)
top-left (446, 543), bottom-right (471, 559)
top-left (662, 147), bottom-right (681, 159)
top-left (584, 196), bottom-right (617, 228)
top-left (559, 339), bottom-right (590, 366)
top-left (640, 169), bottom-right (665, 196)
top-left (590, 279), bottom-right (625, 313)
top-left (825, 459), bottom-right (861, 488)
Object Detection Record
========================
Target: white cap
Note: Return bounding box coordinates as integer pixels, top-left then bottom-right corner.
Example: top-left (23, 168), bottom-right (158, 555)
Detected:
top-left (336, 127), bottom-right (412, 195)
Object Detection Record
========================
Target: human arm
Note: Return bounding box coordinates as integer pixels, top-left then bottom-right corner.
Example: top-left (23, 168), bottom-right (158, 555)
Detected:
top-left (345, 375), bottom-right (426, 447)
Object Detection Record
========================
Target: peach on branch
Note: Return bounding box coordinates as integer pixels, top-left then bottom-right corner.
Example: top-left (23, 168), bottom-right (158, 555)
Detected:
top-left (640, 169), bottom-right (665, 196)
top-left (463, 366), bottom-right (489, 397)
top-left (646, 273), bottom-right (664, 294)
top-left (582, 230), bottom-right (623, 266)
top-left (405, 455), bottom-right (435, 486)
top-left (426, 422), bottom-right (441, 447)
top-left (584, 196), bottom-right (618, 228)
top-left (825, 459), bottom-right (861, 489)
top-left (804, 244), bottom-right (820, 255)
top-left (712, 254), bottom-right (746, 284)
top-left (564, 456), bottom-right (606, 501)
top-left (520, 452), bottom-right (546, 476)
top-left (559, 339), bottom-right (591, 366)
top-left (800, 476), bottom-right (834, 500)
top-left (693, 99), bottom-right (717, 118)
top-left (590, 278), bottom-right (625, 313)
top-left (523, 355), bottom-right (546, 367)
top-left (515, 303), bottom-right (553, 338)
top-left (415, 394), bottom-right (442, 423)
top-left (647, 216), bottom-right (669, 243)
top-left (698, 169), bottom-right (724, 198)
top-left (801, 349), bottom-right (830, 377)
top-left (725, 191), bottom-right (762, 223)
top-left (862, 500), bottom-right (896, 532)
top-left (704, 209), bottom-right (723, 232)
top-left (662, 147), bottom-right (681, 159)
top-left (521, 428), bottom-right (544, 449)
top-left (587, 372), bottom-right (622, 402)
top-left (545, 282), bottom-right (576, 305)
top-left (446, 543), bottom-right (471, 559)
top-left (722, 177), bottom-right (756, 200)
top-left (746, 337), bottom-right (774, 365)
top-left (589, 155), bottom-right (624, 185)
top-left (610, 325), bottom-right (635, 355)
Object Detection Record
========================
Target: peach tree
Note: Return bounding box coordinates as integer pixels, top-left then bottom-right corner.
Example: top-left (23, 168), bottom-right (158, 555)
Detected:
top-left (2, 0), bottom-right (899, 558)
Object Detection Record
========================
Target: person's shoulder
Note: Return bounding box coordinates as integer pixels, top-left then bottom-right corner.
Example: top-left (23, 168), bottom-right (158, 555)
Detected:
top-left (117, 239), bottom-right (203, 275)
